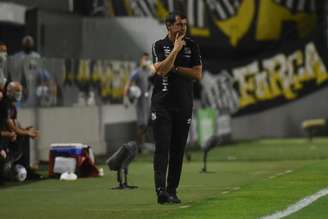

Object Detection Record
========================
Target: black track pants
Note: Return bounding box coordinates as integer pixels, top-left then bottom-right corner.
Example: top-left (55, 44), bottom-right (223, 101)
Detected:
top-left (152, 108), bottom-right (192, 194)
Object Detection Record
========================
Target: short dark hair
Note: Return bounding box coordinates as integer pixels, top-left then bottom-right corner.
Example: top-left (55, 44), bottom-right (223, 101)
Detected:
top-left (165, 12), bottom-right (187, 29)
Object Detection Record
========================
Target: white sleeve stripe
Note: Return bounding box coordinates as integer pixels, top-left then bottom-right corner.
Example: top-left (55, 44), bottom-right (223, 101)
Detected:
top-left (152, 43), bottom-right (158, 63)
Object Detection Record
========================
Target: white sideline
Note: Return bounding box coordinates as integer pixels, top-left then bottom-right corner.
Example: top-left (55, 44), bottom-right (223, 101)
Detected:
top-left (261, 188), bottom-right (328, 219)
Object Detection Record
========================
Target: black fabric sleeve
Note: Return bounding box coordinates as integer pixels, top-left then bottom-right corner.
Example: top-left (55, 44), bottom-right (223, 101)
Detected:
top-left (152, 41), bottom-right (165, 63)
top-left (191, 43), bottom-right (202, 67)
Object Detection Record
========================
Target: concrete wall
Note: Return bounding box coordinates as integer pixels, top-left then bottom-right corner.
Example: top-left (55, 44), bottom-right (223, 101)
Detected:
top-left (232, 86), bottom-right (328, 139)
top-left (18, 104), bottom-right (136, 162)
top-left (34, 10), bottom-right (82, 58)
top-left (0, 0), bottom-right (71, 12)
top-left (32, 11), bottom-right (166, 60)
top-left (16, 86), bottom-right (328, 162)
top-left (81, 17), bottom-right (166, 60)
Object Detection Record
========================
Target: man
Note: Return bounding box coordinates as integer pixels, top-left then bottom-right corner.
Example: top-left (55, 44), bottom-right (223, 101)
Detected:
top-left (151, 12), bottom-right (202, 204)
top-left (4, 82), bottom-right (39, 140)
top-left (124, 53), bottom-right (153, 150)
top-left (0, 81), bottom-right (39, 172)
top-left (0, 42), bottom-right (8, 100)
top-left (14, 35), bottom-right (41, 106)
top-left (0, 42), bottom-right (15, 176)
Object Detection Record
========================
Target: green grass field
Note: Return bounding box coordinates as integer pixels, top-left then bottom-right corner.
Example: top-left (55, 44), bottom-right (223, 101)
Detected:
top-left (1, 138), bottom-right (328, 219)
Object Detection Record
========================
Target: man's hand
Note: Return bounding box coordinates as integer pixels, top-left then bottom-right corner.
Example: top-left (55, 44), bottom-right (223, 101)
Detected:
top-left (173, 33), bottom-right (186, 53)
top-left (8, 131), bottom-right (17, 142)
top-left (27, 128), bottom-right (39, 139)
top-left (123, 96), bottom-right (129, 108)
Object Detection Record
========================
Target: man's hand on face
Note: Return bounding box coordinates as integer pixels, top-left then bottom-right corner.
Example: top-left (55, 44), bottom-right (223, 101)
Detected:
top-left (173, 33), bottom-right (186, 53)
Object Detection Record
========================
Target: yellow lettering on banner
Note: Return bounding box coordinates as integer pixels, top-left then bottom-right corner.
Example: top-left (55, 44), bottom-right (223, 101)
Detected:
top-left (256, 0), bottom-right (316, 41)
top-left (263, 56), bottom-right (282, 98)
top-left (287, 50), bottom-right (304, 90)
top-left (232, 42), bottom-right (328, 110)
top-left (255, 72), bottom-right (272, 100)
top-left (305, 42), bottom-right (328, 84)
top-left (233, 61), bottom-right (257, 107)
top-left (263, 54), bottom-right (296, 100)
top-left (215, 0), bottom-right (255, 47)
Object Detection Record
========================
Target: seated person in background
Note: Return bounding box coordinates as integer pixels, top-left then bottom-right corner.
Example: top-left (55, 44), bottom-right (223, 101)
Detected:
top-left (5, 82), bottom-right (39, 140)
top-left (0, 131), bottom-right (16, 158)
top-left (0, 129), bottom-right (17, 182)
top-left (0, 80), bottom-right (16, 181)
top-left (0, 81), bottom-right (40, 179)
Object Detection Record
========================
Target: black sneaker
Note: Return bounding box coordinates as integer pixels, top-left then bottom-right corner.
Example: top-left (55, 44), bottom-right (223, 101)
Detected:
top-left (157, 190), bottom-right (172, 204)
top-left (169, 193), bottom-right (181, 204)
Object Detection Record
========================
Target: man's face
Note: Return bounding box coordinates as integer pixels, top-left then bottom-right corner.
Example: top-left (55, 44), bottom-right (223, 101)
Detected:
top-left (7, 83), bottom-right (23, 102)
top-left (169, 16), bottom-right (188, 38)
top-left (140, 55), bottom-right (150, 65)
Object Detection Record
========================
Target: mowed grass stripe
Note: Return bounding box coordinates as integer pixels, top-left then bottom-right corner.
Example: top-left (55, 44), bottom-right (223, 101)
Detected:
top-left (1, 138), bottom-right (328, 219)
top-left (0, 160), bottom-right (314, 219)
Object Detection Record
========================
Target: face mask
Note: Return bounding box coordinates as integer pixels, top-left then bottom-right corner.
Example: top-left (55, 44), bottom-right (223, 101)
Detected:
top-left (14, 91), bottom-right (22, 102)
top-left (8, 91), bottom-right (22, 102)
top-left (0, 52), bottom-right (7, 64)
top-left (141, 59), bottom-right (152, 69)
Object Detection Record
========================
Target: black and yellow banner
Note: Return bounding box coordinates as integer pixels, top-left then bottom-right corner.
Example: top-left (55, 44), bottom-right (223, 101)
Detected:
top-left (203, 38), bottom-right (328, 116)
top-left (195, 0), bottom-right (327, 116)
top-left (82, 0), bottom-right (327, 114)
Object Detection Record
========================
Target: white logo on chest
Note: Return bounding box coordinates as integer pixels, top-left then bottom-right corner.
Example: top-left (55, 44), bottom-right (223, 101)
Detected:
top-left (183, 47), bottom-right (191, 58)
top-left (151, 112), bottom-right (157, 121)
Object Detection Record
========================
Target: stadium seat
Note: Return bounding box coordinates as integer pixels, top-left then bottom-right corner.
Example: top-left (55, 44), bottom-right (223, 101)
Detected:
top-left (302, 119), bottom-right (326, 141)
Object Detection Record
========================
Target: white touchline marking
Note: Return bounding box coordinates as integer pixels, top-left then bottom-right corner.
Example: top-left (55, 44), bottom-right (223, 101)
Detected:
top-left (261, 187), bottom-right (328, 219)
top-left (2, 188), bottom-right (62, 192)
top-left (268, 170), bottom-right (294, 180)
top-left (179, 205), bottom-right (190, 209)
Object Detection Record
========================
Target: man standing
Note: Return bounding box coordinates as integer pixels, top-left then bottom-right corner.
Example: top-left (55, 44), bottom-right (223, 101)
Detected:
top-left (124, 53), bottom-right (153, 150)
top-left (14, 35), bottom-right (41, 106)
top-left (151, 12), bottom-right (202, 204)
